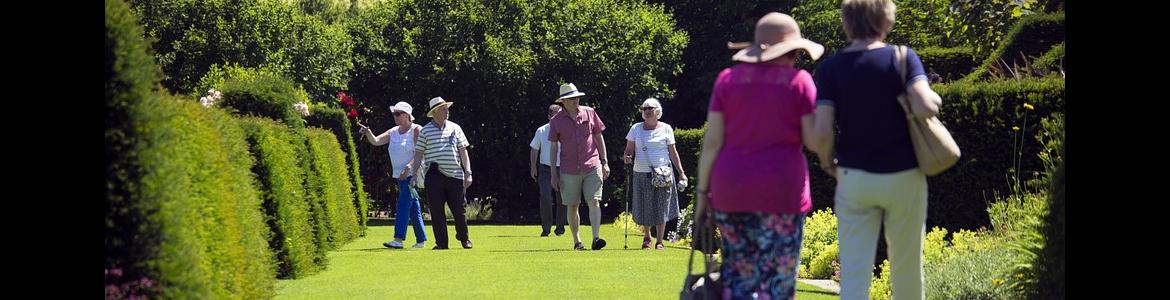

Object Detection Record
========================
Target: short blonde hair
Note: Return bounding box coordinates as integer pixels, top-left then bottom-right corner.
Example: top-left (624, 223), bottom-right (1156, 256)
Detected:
top-left (841, 0), bottom-right (896, 40)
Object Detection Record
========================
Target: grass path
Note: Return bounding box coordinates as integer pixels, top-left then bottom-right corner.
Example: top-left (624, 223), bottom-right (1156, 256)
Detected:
top-left (275, 221), bottom-right (839, 299)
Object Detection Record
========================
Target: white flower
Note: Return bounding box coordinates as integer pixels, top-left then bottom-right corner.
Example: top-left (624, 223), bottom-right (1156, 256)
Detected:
top-left (199, 89), bottom-right (222, 108)
top-left (200, 96), bottom-right (215, 108)
top-left (293, 102), bottom-right (310, 116)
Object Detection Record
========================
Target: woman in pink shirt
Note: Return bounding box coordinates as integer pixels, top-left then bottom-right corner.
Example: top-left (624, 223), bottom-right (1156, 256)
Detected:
top-left (693, 12), bottom-right (824, 299)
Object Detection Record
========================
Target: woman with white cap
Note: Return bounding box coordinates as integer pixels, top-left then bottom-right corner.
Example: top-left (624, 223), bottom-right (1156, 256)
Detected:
top-left (622, 98), bottom-right (685, 250)
top-left (409, 97), bottom-right (474, 250)
top-left (358, 102), bottom-right (428, 249)
top-left (692, 12), bottom-right (824, 299)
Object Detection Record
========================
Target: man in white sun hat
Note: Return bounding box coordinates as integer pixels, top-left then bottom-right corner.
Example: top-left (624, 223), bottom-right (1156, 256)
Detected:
top-left (409, 96), bottom-right (474, 250)
top-left (548, 83), bottom-right (610, 251)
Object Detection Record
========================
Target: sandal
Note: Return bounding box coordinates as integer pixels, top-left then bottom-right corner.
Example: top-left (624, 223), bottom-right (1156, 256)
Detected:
top-left (655, 242), bottom-right (665, 250)
top-left (641, 236), bottom-right (652, 249)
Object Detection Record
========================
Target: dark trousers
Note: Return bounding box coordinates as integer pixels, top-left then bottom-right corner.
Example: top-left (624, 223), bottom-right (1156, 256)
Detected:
top-left (537, 165), bottom-right (567, 235)
top-left (425, 164), bottom-right (469, 248)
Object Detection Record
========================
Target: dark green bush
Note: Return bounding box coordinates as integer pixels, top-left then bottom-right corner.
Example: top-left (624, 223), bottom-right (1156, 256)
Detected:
top-left (1033, 149), bottom-right (1064, 299)
top-left (216, 70), bottom-right (311, 129)
top-left (129, 0), bottom-right (353, 101)
top-left (346, 0), bottom-right (687, 221)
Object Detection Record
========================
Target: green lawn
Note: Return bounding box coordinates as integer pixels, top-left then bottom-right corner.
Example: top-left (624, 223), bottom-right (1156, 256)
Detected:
top-left (276, 221), bottom-right (839, 299)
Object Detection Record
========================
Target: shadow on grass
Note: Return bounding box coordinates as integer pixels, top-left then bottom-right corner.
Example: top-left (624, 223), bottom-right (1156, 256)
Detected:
top-left (486, 249), bottom-right (581, 253)
top-left (796, 285), bottom-right (839, 296)
top-left (335, 247), bottom-right (392, 253)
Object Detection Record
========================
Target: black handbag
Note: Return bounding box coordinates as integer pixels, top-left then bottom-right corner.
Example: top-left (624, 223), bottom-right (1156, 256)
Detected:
top-left (680, 216), bottom-right (722, 300)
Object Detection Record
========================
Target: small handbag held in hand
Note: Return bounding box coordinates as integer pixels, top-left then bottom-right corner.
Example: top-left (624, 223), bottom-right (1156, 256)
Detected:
top-left (680, 214), bottom-right (722, 300)
top-left (893, 45), bottom-right (961, 176)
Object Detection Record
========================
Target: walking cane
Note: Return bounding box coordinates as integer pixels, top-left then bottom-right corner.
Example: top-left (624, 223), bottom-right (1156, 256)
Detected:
top-left (624, 164), bottom-right (632, 249)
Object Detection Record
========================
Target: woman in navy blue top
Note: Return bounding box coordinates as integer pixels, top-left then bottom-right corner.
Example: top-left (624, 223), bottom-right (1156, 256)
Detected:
top-left (811, 0), bottom-right (943, 299)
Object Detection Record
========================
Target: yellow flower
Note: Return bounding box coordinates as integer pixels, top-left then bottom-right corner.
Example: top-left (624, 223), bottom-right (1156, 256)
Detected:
top-left (1024, 103), bottom-right (1035, 110)
top-left (1013, 126), bottom-right (1020, 131)
top-left (993, 278), bottom-right (1004, 285)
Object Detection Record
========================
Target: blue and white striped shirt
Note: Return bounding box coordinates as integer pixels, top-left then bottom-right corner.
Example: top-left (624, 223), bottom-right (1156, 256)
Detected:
top-left (415, 121), bottom-right (471, 179)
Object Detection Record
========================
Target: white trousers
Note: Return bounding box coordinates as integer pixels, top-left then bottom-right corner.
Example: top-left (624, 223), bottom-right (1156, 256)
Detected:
top-left (835, 167), bottom-right (928, 300)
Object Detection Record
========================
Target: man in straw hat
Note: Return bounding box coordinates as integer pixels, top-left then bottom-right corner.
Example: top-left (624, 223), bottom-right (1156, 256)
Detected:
top-left (548, 83), bottom-right (609, 251)
top-left (692, 11), bottom-right (824, 299)
top-left (409, 96), bottom-right (474, 250)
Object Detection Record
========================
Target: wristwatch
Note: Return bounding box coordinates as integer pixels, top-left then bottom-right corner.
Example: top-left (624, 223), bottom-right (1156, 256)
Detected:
top-left (599, 158), bottom-right (608, 165)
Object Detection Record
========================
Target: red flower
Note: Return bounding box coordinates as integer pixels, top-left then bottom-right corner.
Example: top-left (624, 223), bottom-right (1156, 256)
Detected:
top-left (337, 91), bottom-right (357, 107)
top-left (347, 109), bottom-right (358, 119)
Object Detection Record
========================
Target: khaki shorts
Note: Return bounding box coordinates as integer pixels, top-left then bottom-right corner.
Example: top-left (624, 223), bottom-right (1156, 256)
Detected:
top-left (560, 167), bottom-right (603, 205)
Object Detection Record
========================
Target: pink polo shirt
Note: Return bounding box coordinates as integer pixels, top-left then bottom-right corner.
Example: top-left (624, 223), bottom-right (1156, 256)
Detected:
top-left (548, 105), bottom-right (606, 175)
top-left (707, 63), bottom-right (815, 215)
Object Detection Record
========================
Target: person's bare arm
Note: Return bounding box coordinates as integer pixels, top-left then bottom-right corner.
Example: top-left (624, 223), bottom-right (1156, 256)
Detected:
top-left (668, 144), bottom-right (687, 185)
top-left (593, 132), bottom-right (610, 180)
top-left (906, 79), bottom-right (942, 119)
top-left (695, 112), bottom-right (724, 223)
top-left (549, 142), bottom-right (560, 191)
top-left (530, 148), bottom-right (539, 181)
top-left (459, 146), bottom-right (472, 189)
top-left (813, 105), bottom-right (836, 177)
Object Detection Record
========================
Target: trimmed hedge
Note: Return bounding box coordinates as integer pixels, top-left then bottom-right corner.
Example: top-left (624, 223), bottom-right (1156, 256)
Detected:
top-left (106, 0), bottom-right (275, 298)
top-left (1032, 42), bottom-right (1064, 75)
top-left (916, 47), bottom-right (979, 83)
top-left (924, 77), bottom-right (1065, 230)
top-left (672, 126), bottom-right (703, 209)
top-left (962, 12), bottom-right (1065, 82)
top-left (305, 128), bottom-right (361, 248)
top-left (287, 128), bottom-right (331, 267)
top-left (239, 117), bottom-right (320, 279)
top-left (306, 105), bottom-right (369, 234)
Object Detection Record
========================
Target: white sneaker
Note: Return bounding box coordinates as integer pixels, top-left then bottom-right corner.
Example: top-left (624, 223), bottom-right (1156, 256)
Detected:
top-left (411, 242), bottom-right (426, 249)
top-left (383, 240), bottom-right (404, 249)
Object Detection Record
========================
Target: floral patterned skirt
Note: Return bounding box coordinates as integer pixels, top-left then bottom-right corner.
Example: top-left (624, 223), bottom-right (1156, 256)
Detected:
top-left (713, 211), bottom-right (805, 300)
